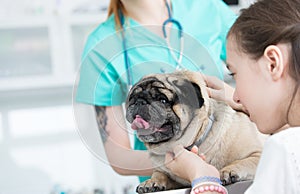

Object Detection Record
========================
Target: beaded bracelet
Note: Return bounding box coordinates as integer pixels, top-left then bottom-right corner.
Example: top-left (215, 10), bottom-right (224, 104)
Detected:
top-left (191, 176), bottom-right (222, 187)
top-left (191, 182), bottom-right (228, 194)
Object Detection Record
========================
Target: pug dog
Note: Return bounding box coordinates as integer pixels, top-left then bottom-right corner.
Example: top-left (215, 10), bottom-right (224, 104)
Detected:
top-left (125, 70), bottom-right (265, 193)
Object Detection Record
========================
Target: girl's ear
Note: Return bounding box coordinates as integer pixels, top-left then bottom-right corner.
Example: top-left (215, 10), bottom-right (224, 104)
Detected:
top-left (263, 44), bottom-right (288, 81)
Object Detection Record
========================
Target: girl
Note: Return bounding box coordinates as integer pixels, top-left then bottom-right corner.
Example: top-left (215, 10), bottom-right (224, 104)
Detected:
top-left (165, 0), bottom-right (300, 193)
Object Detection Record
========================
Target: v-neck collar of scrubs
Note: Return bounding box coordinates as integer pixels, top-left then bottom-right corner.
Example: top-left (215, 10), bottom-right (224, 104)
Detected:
top-left (123, 0), bottom-right (179, 46)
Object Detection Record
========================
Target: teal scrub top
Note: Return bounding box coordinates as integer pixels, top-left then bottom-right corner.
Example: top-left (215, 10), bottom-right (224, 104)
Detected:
top-left (76, 0), bottom-right (236, 183)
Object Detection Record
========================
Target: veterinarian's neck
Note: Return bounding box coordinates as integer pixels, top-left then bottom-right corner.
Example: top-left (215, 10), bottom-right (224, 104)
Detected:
top-left (122, 0), bottom-right (171, 25)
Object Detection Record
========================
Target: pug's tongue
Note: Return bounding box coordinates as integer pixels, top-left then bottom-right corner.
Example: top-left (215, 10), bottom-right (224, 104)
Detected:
top-left (131, 115), bottom-right (150, 130)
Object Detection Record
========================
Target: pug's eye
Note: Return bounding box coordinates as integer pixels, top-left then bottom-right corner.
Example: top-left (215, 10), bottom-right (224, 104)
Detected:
top-left (160, 99), bottom-right (167, 104)
top-left (158, 97), bottom-right (168, 104)
top-left (156, 94), bottom-right (168, 104)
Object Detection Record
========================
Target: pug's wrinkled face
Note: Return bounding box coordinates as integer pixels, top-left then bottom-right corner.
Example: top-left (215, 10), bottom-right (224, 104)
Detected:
top-left (125, 74), bottom-right (204, 144)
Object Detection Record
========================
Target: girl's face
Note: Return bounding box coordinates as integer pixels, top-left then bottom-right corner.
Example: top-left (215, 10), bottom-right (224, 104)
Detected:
top-left (226, 37), bottom-right (290, 134)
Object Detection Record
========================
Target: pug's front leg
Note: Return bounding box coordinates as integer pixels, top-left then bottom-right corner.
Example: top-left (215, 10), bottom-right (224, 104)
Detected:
top-left (136, 170), bottom-right (179, 193)
top-left (220, 153), bottom-right (261, 185)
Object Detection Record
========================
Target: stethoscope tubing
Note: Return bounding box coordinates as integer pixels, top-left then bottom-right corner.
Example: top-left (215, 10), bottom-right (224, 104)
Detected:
top-left (120, 0), bottom-right (184, 89)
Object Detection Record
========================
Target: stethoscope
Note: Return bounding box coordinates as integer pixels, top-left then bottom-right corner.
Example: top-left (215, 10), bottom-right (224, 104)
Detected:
top-left (119, 0), bottom-right (184, 90)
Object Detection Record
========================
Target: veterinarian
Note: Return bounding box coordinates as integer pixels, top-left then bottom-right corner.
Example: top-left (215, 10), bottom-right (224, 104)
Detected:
top-left (76, 0), bottom-right (236, 182)
top-left (165, 0), bottom-right (300, 193)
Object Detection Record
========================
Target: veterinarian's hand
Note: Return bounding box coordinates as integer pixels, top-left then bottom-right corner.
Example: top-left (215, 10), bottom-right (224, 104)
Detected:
top-left (165, 145), bottom-right (219, 183)
top-left (204, 75), bottom-right (246, 113)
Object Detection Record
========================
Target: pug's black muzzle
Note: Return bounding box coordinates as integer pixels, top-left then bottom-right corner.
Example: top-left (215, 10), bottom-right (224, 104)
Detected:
top-left (126, 98), bottom-right (180, 144)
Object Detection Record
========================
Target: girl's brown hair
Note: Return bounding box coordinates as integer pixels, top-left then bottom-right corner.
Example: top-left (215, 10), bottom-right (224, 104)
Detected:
top-left (108, 0), bottom-right (127, 29)
top-left (228, 0), bottom-right (300, 82)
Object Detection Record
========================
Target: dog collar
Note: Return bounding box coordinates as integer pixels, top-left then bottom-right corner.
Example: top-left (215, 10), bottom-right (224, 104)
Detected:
top-left (185, 113), bottom-right (215, 151)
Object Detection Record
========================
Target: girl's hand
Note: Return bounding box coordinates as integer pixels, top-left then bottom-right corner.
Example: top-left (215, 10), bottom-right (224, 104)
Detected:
top-left (204, 75), bottom-right (246, 113)
top-left (165, 145), bottom-right (219, 182)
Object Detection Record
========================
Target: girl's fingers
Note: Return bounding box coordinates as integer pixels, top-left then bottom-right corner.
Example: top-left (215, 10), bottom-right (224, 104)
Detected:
top-left (207, 87), bottom-right (223, 100)
top-left (204, 75), bottom-right (223, 89)
top-left (165, 151), bottom-right (175, 165)
top-left (199, 153), bottom-right (206, 161)
top-left (189, 146), bottom-right (206, 161)
top-left (190, 145), bottom-right (198, 154)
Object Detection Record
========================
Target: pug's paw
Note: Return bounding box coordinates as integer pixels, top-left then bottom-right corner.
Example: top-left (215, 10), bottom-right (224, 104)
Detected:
top-left (136, 179), bottom-right (167, 194)
top-left (220, 168), bottom-right (241, 185)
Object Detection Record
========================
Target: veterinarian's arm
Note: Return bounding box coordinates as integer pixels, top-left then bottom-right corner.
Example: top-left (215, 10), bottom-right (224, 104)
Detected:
top-left (204, 75), bottom-right (246, 113)
top-left (95, 105), bottom-right (153, 176)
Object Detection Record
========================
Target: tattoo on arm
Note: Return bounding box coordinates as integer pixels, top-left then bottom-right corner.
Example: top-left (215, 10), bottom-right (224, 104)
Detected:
top-left (95, 106), bottom-right (109, 143)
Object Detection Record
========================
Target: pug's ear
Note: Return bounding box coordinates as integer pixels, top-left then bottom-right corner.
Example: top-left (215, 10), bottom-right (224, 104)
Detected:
top-left (191, 82), bottom-right (204, 108)
top-left (173, 79), bottom-right (204, 109)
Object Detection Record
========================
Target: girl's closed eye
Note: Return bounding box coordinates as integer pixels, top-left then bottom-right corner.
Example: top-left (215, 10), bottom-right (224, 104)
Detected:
top-left (226, 64), bottom-right (235, 78)
top-left (228, 72), bottom-right (236, 77)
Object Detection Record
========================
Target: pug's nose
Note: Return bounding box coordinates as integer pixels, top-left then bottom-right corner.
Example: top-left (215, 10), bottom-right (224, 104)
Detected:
top-left (136, 98), bottom-right (147, 105)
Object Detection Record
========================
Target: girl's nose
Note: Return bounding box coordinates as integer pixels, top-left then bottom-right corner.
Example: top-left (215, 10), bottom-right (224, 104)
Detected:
top-left (233, 90), bottom-right (240, 103)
